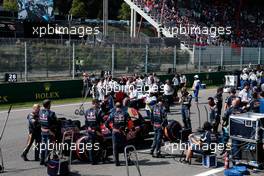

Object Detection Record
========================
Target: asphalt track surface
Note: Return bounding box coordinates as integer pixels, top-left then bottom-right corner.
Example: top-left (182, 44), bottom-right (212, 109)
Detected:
top-left (0, 89), bottom-right (263, 176)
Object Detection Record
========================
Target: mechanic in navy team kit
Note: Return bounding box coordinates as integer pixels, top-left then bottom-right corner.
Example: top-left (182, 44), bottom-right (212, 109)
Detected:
top-left (105, 102), bottom-right (130, 166)
top-left (39, 99), bottom-right (58, 165)
top-left (213, 87), bottom-right (223, 133)
top-left (21, 104), bottom-right (41, 161)
top-left (85, 99), bottom-right (104, 165)
top-left (150, 98), bottom-right (168, 158)
top-left (179, 87), bottom-right (192, 130)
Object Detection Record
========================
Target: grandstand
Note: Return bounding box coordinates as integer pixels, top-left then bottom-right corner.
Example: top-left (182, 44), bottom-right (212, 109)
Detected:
top-left (125, 0), bottom-right (264, 47)
top-left (0, 0), bottom-right (263, 82)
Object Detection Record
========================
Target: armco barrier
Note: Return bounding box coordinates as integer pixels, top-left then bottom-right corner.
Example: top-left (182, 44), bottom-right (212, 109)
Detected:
top-left (0, 80), bottom-right (83, 104)
top-left (0, 72), bottom-right (228, 104)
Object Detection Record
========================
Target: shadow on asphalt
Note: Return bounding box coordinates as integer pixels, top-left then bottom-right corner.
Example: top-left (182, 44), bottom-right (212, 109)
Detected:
top-left (137, 159), bottom-right (170, 166)
top-left (70, 171), bottom-right (112, 176)
top-left (3, 166), bottom-right (43, 174)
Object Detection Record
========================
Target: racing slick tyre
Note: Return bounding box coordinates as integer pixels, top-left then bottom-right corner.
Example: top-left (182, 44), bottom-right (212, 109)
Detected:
top-left (164, 120), bottom-right (182, 142)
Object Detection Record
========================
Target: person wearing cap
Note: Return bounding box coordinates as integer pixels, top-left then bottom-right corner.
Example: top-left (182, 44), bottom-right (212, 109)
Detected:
top-left (85, 99), bottom-right (104, 165)
top-left (179, 87), bottom-right (192, 129)
top-left (150, 98), bottom-right (168, 158)
top-left (21, 104), bottom-right (41, 161)
top-left (192, 75), bottom-right (200, 102)
top-left (105, 102), bottom-right (130, 166)
top-left (39, 99), bottom-right (58, 165)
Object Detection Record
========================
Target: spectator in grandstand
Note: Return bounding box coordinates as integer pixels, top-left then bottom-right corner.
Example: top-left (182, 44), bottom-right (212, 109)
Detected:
top-left (144, 0), bottom-right (154, 13)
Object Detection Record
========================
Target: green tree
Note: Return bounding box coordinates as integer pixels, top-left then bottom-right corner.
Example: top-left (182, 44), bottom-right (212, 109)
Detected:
top-left (118, 2), bottom-right (130, 20)
top-left (70, 0), bottom-right (87, 18)
top-left (3, 0), bottom-right (18, 11)
top-left (55, 0), bottom-right (72, 15)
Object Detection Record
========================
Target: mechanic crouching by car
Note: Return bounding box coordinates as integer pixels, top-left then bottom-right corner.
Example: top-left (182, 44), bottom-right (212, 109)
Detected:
top-left (183, 122), bottom-right (213, 164)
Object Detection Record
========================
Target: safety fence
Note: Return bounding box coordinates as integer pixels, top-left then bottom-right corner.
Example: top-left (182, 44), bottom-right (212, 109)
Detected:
top-left (0, 38), bottom-right (263, 83)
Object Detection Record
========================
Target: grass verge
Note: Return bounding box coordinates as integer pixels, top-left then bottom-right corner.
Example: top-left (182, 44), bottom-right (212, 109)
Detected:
top-left (0, 97), bottom-right (92, 111)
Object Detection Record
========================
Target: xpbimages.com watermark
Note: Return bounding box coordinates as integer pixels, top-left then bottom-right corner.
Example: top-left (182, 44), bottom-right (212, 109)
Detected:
top-left (33, 141), bottom-right (100, 153)
top-left (32, 24), bottom-right (100, 38)
top-left (164, 24), bottom-right (232, 37)
top-left (96, 83), bottom-right (166, 95)
top-left (164, 141), bottom-right (231, 154)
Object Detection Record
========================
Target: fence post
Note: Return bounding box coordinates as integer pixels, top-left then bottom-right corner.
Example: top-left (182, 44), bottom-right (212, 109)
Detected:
top-left (24, 42), bottom-right (27, 82)
top-left (72, 43), bottom-right (75, 79)
top-left (112, 44), bottom-right (115, 78)
top-left (173, 46), bottom-right (176, 72)
top-left (198, 45), bottom-right (201, 73)
top-left (220, 43), bottom-right (224, 68)
top-left (258, 47), bottom-right (261, 65)
top-left (240, 47), bottom-right (243, 70)
top-left (145, 45), bottom-right (148, 74)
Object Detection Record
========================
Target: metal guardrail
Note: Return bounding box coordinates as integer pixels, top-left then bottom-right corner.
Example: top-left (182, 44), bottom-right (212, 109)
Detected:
top-left (124, 145), bottom-right (142, 176)
top-left (0, 38), bottom-right (263, 83)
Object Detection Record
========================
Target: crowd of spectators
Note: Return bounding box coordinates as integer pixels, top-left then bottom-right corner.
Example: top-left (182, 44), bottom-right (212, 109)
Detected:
top-left (136, 0), bottom-right (264, 47)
